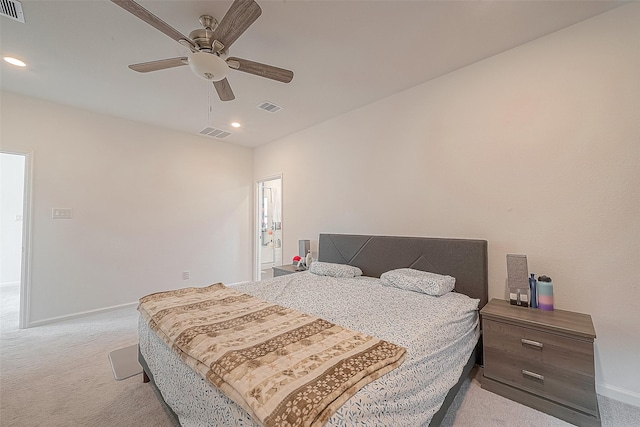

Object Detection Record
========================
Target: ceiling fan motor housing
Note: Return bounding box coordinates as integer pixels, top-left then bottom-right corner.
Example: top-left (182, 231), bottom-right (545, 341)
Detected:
top-left (189, 28), bottom-right (214, 51)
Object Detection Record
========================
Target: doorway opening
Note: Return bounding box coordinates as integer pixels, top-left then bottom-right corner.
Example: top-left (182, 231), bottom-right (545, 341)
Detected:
top-left (256, 176), bottom-right (282, 280)
top-left (1, 151), bottom-right (31, 330)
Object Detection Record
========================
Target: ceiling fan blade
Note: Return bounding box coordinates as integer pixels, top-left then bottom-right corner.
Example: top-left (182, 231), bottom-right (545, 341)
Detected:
top-left (227, 57), bottom-right (293, 83)
top-left (111, 0), bottom-right (196, 50)
top-left (213, 79), bottom-right (236, 101)
top-left (213, 0), bottom-right (262, 51)
top-left (128, 57), bottom-right (188, 73)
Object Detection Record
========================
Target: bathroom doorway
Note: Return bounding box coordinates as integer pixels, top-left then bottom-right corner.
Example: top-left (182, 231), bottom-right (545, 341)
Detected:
top-left (256, 176), bottom-right (282, 280)
top-left (1, 151), bottom-right (31, 329)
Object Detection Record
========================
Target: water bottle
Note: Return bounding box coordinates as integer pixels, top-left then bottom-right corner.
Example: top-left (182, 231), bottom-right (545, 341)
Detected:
top-left (529, 273), bottom-right (538, 309)
top-left (537, 275), bottom-right (554, 311)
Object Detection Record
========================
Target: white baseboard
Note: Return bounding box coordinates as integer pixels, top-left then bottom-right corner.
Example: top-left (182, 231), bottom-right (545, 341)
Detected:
top-left (598, 382), bottom-right (640, 408)
top-left (227, 281), bottom-right (251, 287)
top-left (24, 283), bottom-right (249, 328)
top-left (26, 301), bottom-right (138, 328)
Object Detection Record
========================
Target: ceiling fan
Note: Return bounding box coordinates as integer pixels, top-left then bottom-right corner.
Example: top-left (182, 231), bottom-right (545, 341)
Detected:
top-left (111, 0), bottom-right (294, 101)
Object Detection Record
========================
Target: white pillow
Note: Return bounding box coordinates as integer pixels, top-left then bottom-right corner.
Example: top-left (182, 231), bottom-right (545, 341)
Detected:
top-left (309, 261), bottom-right (363, 278)
top-left (380, 268), bottom-right (455, 296)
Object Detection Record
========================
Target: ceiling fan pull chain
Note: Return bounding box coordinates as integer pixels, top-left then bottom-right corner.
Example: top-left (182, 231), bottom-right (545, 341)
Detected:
top-left (208, 83), bottom-right (212, 122)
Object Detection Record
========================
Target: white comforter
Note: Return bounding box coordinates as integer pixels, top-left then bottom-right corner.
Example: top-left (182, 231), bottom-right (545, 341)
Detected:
top-left (138, 272), bottom-right (480, 426)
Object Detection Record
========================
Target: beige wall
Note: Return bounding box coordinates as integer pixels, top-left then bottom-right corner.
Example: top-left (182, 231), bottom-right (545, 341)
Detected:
top-left (254, 4), bottom-right (640, 404)
top-left (1, 92), bottom-right (254, 325)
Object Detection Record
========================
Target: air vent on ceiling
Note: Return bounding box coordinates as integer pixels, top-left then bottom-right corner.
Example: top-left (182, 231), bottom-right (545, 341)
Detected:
top-left (199, 127), bottom-right (231, 139)
top-left (1, 0), bottom-right (25, 23)
top-left (258, 101), bottom-right (283, 113)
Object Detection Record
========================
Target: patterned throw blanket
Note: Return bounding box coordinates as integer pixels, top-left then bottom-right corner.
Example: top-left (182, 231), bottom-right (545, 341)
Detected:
top-left (138, 283), bottom-right (406, 427)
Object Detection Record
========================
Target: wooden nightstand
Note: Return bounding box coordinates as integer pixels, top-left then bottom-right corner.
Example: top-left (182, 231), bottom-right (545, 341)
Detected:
top-left (480, 299), bottom-right (600, 427)
top-left (272, 264), bottom-right (304, 277)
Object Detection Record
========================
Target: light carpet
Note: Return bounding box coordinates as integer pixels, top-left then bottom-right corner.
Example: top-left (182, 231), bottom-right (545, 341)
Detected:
top-left (2, 283), bottom-right (639, 426)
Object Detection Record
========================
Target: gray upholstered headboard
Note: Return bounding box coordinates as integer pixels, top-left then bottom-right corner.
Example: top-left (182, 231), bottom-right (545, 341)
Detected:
top-left (318, 234), bottom-right (488, 308)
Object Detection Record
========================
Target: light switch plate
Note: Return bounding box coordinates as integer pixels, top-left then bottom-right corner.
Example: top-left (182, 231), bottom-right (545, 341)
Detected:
top-left (52, 208), bottom-right (72, 219)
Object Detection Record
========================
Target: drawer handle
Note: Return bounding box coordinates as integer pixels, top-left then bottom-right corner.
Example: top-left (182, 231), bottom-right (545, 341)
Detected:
top-left (522, 369), bottom-right (544, 382)
top-left (521, 338), bottom-right (543, 349)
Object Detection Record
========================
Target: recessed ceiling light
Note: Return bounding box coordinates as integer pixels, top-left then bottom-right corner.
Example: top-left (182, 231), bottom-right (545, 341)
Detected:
top-left (231, 122), bottom-right (241, 128)
top-left (3, 56), bottom-right (27, 67)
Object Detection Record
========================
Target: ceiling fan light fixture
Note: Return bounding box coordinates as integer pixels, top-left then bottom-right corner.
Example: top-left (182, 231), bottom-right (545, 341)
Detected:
top-left (188, 52), bottom-right (228, 81)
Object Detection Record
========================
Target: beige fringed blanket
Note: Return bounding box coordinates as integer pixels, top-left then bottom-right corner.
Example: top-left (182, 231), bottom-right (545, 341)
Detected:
top-left (138, 283), bottom-right (406, 427)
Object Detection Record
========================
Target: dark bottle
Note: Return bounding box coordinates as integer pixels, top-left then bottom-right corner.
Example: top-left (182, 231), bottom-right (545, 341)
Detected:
top-left (529, 273), bottom-right (538, 308)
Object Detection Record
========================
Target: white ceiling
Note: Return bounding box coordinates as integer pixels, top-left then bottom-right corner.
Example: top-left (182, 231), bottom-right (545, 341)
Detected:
top-left (1, 0), bottom-right (625, 148)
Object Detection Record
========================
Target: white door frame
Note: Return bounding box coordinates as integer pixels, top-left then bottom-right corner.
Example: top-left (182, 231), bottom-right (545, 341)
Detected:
top-left (254, 174), bottom-right (282, 281)
top-left (1, 149), bottom-right (33, 329)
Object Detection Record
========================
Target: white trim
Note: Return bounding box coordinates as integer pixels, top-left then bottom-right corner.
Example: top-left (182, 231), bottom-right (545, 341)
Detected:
top-left (29, 282), bottom-right (252, 327)
top-left (597, 382), bottom-right (640, 408)
top-left (254, 181), bottom-right (261, 281)
top-left (20, 150), bottom-right (33, 330)
top-left (26, 301), bottom-right (138, 328)
top-left (227, 280), bottom-right (251, 287)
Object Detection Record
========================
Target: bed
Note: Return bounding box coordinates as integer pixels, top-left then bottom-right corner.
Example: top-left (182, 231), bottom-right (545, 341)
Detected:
top-left (138, 234), bottom-right (488, 426)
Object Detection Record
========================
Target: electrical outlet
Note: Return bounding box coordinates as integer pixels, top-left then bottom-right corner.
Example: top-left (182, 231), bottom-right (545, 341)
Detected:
top-left (52, 208), bottom-right (72, 219)
top-left (182, 271), bottom-right (190, 280)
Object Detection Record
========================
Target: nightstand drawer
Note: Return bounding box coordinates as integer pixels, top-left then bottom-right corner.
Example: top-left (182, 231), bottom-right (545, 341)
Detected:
top-left (484, 346), bottom-right (598, 415)
top-left (483, 319), bottom-right (594, 375)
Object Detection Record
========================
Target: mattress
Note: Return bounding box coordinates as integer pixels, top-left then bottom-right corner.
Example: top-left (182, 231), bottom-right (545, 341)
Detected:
top-left (138, 271), bottom-right (480, 426)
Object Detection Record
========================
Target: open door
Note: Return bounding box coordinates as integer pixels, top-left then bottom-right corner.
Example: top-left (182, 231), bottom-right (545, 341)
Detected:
top-left (1, 150), bottom-right (32, 329)
top-left (256, 176), bottom-right (282, 280)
